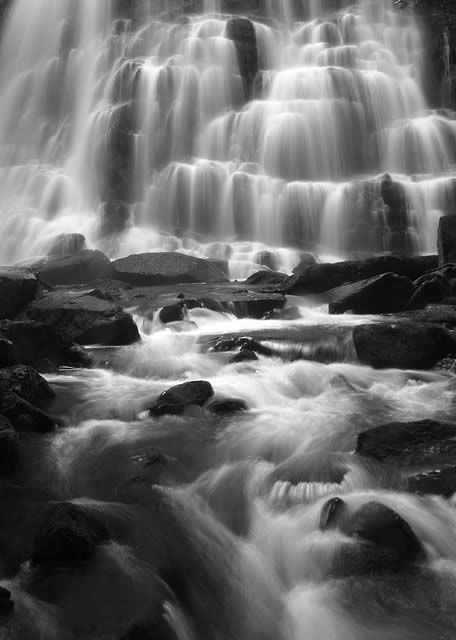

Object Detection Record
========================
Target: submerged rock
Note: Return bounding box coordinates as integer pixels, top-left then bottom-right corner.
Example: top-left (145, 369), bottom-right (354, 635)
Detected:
top-left (356, 419), bottom-right (456, 467)
top-left (27, 291), bottom-right (140, 346)
top-left (32, 502), bottom-right (109, 566)
top-left (353, 322), bottom-right (456, 369)
top-left (47, 233), bottom-right (86, 259)
top-left (282, 255), bottom-right (438, 295)
top-left (229, 349), bottom-right (259, 364)
top-left (328, 272), bottom-right (414, 314)
top-left (0, 267), bottom-right (40, 320)
top-left (34, 249), bottom-right (112, 285)
top-left (207, 398), bottom-right (248, 415)
top-left (112, 252), bottom-right (229, 286)
top-left (321, 498), bottom-right (423, 576)
top-left (0, 320), bottom-right (90, 370)
top-left (149, 381), bottom-right (214, 417)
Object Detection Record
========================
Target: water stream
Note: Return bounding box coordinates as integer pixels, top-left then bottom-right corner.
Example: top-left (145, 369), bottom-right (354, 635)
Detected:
top-left (1, 1), bottom-right (456, 638)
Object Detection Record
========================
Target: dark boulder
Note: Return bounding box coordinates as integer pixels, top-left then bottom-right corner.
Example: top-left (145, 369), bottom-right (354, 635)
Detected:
top-left (0, 366), bottom-right (57, 433)
top-left (0, 338), bottom-right (17, 367)
top-left (413, 304), bottom-right (456, 328)
top-left (0, 365), bottom-right (54, 406)
top-left (34, 249), bottom-right (112, 286)
top-left (27, 291), bottom-right (140, 346)
top-left (328, 273), bottom-right (414, 314)
top-left (47, 233), bottom-right (86, 258)
top-left (0, 416), bottom-right (20, 475)
top-left (159, 303), bottom-right (185, 324)
top-left (149, 381), bottom-right (214, 417)
top-left (438, 215), bottom-right (456, 266)
top-left (380, 174), bottom-right (409, 231)
top-left (245, 270), bottom-right (289, 286)
top-left (407, 277), bottom-right (450, 310)
top-left (226, 17), bottom-right (259, 100)
top-left (197, 297), bottom-right (227, 313)
top-left (356, 419), bottom-right (456, 467)
top-left (211, 336), bottom-right (273, 357)
top-left (320, 498), bottom-right (423, 576)
top-left (32, 502), bottom-right (109, 566)
top-left (291, 253), bottom-right (318, 271)
top-left (282, 255), bottom-right (438, 295)
top-left (0, 267), bottom-right (40, 319)
top-left (229, 349), bottom-right (259, 364)
top-left (112, 252), bottom-right (229, 286)
top-left (353, 322), bottom-right (456, 369)
top-left (0, 587), bottom-right (14, 616)
top-left (207, 398), bottom-right (248, 415)
top-left (0, 320), bottom-right (90, 370)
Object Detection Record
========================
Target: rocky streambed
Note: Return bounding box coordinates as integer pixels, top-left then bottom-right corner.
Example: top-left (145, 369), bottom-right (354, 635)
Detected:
top-left (1, 241), bottom-right (456, 638)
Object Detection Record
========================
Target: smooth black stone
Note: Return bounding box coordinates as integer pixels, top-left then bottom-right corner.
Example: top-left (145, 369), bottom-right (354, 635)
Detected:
top-left (149, 381), bottom-right (214, 417)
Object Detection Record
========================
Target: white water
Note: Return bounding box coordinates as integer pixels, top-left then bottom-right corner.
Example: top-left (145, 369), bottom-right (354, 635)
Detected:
top-left (1, 2), bottom-right (456, 638)
top-left (0, 0), bottom-right (455, 276)
top-left (2, 301), bottom-right (454, 639)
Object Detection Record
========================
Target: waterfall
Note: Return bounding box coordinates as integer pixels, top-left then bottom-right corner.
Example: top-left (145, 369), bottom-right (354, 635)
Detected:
top-left (0, 0), bottom-right (455, 275)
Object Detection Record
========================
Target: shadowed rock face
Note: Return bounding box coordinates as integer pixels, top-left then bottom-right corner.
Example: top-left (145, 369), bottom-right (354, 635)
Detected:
top-left (0, 268), bottom-right (40, 320)
top-left (32, 502), bottom-right (110, 566)
top-left (34, 250), bottom-right (112, 286)
top-left (438, 215), bottom-right (456, 266)
top-left (328, 272), bottom-right (414, 314)
top-left (226, 17), bottom-right (259, 100)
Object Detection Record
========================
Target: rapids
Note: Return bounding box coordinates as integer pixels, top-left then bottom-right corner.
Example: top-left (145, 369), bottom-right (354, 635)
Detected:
top-left (2, 298), bottom-right (456, 639)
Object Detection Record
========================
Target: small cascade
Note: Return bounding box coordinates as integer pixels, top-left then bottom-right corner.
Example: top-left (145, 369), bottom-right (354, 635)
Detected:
top-left (0, 0), bottom-right (455, 273)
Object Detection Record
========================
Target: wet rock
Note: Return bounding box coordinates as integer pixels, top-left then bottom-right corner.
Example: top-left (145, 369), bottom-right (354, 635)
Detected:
top-left (328, 272), bottom-right (414, 314)
top-left (380, 174), bottom-right (409, 231)
top-left (159, 303), bottom-right (185, 324)
top-left (0, 416), bottom-right (20, 475)
top-left (0, 267), bottom-right (40, 319)
top-left (149, 381), bottom-right (214, 417)
top-left (112, 252), bottom-right (229, 286)
top-left (1, 394), bottom-right (57, 433)
top-left (120, 617), bottom-right (177, 640)
top-left (197, 297), bottom-right (226, 313)
top-left (27, 291), bottom-right (140, 346)
top-left (32, 502), bottom-right (109, 566)
top-left (211, 336), bottom-right (273, 357)
top-left (407, 277), bottom-right (450, 310)
top-left (0, 365), bottom-right (54, 406)
top-left (408, 466), bottom-right (456, 498)
top-left (207, 398), bottom-right (248, 415)
top-left (282, 255), bottom-right (438, 295)
top-left (412, 304), bottom-right (456, 328)
top-left (226, 17), bottom-right (259, 100)
top-left (0, 320), bottom-right (90, 370)
top-left (34, 249), bottom-right (112, 285)
top-left (0, 587), bottom-right (14, 616)
top-left (438, 215), bottom-right (456, 266)
top-left (321, 498), bottom-right (423, 576)
top-left (245, 270), bottom-right (289, 286)
top-left (0, 338), bottom-right (17, 367)
top-left (229, 349), bottom-right (259, 364)
top-left (292, 253), bottom-right (318, 271)
top-left (47, 233), bottom-right (86, 258)
top-left (356, 419), bottom-right (456, 467)
top-left (353, 322), bottom-right (456, 369)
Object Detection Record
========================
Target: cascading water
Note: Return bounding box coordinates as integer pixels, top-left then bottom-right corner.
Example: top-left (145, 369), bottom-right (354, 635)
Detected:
top-left (2, 3), bottom-right (456, 640)
top-left (0, 0), bottom-right (455, 276)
